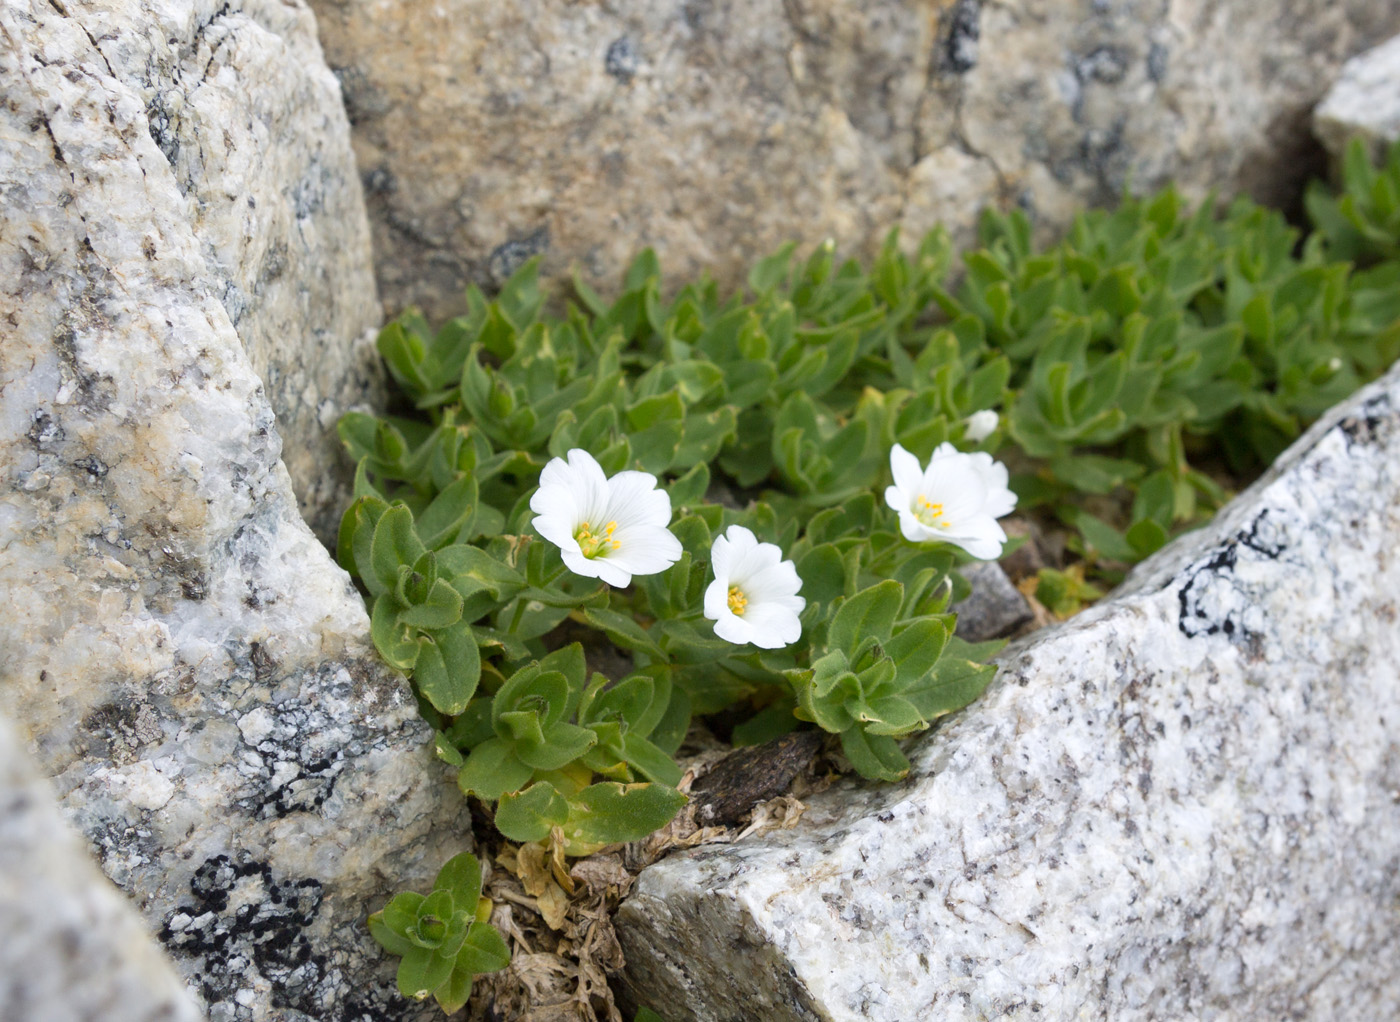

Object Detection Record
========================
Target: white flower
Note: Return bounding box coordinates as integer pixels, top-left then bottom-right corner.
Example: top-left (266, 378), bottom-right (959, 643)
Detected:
top-left (884, 442), bottom-right (1017, 559)
top-left (963, 409), bottom-right (999, 442)
top-left (704, 526), bottom-right (805, 649)
top-left (530, 449), bottom-right (682, 587)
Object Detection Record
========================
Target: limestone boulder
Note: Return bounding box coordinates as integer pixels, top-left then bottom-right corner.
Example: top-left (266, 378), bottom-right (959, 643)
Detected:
top-left (616, 360), bottom-right (1400, 1020)
top-left (310, 0), bottom-right (1400, 322)
top-left (0, 2), bottom-right (463, 1018)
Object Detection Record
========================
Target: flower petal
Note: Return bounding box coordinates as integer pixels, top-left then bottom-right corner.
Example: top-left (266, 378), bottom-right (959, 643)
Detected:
top-left (713, 613), bottom-right (755, 645)
top-left (605, 470), bottom-right (673, 530)
top-left (896, 509), bottom-right (940, 543)
top-left (889, 444), bottom-right (925, 499)
top-left (738, 601), bottom-right (803, 648)
top-left (606, 526), bottom-right (683, 578)
top-left (532, 512), bottom-right (579, 552)
top-left (703, 577), bottom-right (731, 621)
top-left (741, 558), bottom-right (803, 604)
top-left (939, 515), bottom-right (1008, 560)
top-left (920, 455), bottom-right (989, 521)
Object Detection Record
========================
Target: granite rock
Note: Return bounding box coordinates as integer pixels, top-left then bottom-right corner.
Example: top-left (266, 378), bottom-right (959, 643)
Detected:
top-left (0, 713), bottom-right (206, 1022)
top-left (616, 360), bottom-right (1400, 1020)
top-left (32, 0), bottom-right (384, 539)
top-left (950, 561), bottom-right (1032, 642)
top-left (310, 0), bottom-right (1400, 321)
top-left (1315, 34), bottom-right (1400, 162)
top-left (0, 3), bottom-right (464, 1018)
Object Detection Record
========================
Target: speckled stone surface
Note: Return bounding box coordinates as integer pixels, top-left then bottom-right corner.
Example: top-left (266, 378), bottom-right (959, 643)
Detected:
top-left (617, 361), bottom-right (1400, 1021)
top-left (15, 0), bottom-right (386, 539)
top-left (1315, 34), bottom-right (1400, 162)
top-left (0, 714), bottom-right (206, 1022)
top-left (309, 0), bottom-right (1400, 321)
top-left (0, 3), bottom-right (464, 1018)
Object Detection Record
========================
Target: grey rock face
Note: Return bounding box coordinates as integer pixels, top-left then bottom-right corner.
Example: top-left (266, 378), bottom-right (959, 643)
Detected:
top-left (951, 561), bottom-right (1032, 642)
top-left (0, 714), bottom-right (206, 1022)
top-left (1315, 34), bottom-right (1400, 161)
top-left (31, 0), bottom-right (384, 539)
top-left (616, 361), bottom-right (1400, 1020)
top-left (310, 0), bottom-right (1400, 322)
top-left (0, 3), bottom-right (463, 1018)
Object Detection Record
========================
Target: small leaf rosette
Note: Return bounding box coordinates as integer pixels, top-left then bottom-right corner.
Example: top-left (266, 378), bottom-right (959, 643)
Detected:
top-left (704, 525), bottom-right (806, 649)
top-left (530, 448), bottom-right (683, 587)
top-left (367, 852), bottom-right (510, 1013)
top-left (884, 442), bottom-right (1017, 559)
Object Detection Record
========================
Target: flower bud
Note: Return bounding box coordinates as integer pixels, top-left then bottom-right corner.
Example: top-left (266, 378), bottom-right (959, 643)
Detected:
top-left (963, 409), bottom-right (999, 442)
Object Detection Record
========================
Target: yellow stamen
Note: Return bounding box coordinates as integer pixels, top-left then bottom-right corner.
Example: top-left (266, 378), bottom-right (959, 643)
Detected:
top-left (914, 495), bottom-right (950, 529)
top-left (576, 520), bottom-right (621, 559)
top-left (727, 586), bottom-right (748, 616)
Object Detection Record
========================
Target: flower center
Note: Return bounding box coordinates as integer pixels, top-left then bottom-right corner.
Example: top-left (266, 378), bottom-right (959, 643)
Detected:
top-left (576, 520), bottom-right (621, 559)
top-left (914, 495), bottom-right (949, 528)
top-left (727, 586), bottom-right (748, 616)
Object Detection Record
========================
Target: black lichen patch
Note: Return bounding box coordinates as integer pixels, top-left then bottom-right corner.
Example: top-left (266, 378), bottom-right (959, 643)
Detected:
top-left (488, 227), bottom-right (550, 286)
top-left (1339, 394), bottom-right (1393, 447)
top-left (939, 0), bottom-right (981, 74)
top-left (160, 855), bottom-right (424, 1020)
top-left (605, 36), bottom-right (639, 83)
top-left (1177, 510), bottom-right (1289, 640)
top-left (160, 854), bottom-right (325, 1014)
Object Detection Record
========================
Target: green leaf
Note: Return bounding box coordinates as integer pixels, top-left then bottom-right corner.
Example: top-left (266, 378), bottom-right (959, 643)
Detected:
top-left (399, 577), bottom-right (465, 630)
top-left (457, 738), bottom-right (535, 801)
top-left (516, 720), bottom-right (597, 771)
top-left (731, 702), bottom-right (800, 746)
top-left (455, 921), bottom-right (512, 976)
top-left (1126, 518), bottom-right (1169, 556)
top-left (413, 626), bottom-right (480, 715)
top-left (582, 607), bottom-right (668, 661)
top-left (434, 958), bottom-right (475, 1015)
top-left (860, 694), bottom-right (926, 737)
top-left (883, 618), bottom-right (949, 690)
top-left (561, 782), bottom-right (688, 854)
top-left (1057, 507), bottom-right (1136, 562)
top-left (619, 733), bottom-right (684, 786)
top-left (371, 505), bottom-right (428, 596)
top-left (495, 781), bottom-right (570, 843)
top-left (370, 594), bottom-right (420, 670)
top-left (1047, 455), bottom-right (1144, 495)
top-left (432, 853), bottom-right (484, 909)
top-left (905, 657), bottom-right (997, 721)
top-left (748, 242), bottom-right (796, 293)
top-left (397, 945), bottom-right (454, 1001)
top-left (840, 729), bottom-right (909, 781)
top-left (368, 910), bottom-right (414, 957)
top-left (667, 462), bottom-right (710, 509)
top-left (338, 495), bottom-right (389, 581)
top-left (416, 474), bottom-right (479, 549)
top-left (828, 580), bottom-right (903, 652)
top-left (794, 545), bottom-right (845, 609)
